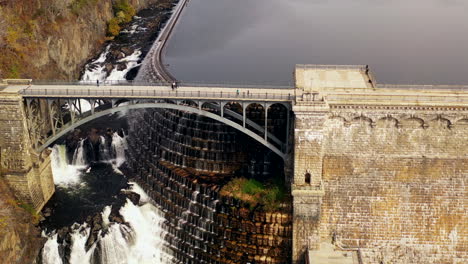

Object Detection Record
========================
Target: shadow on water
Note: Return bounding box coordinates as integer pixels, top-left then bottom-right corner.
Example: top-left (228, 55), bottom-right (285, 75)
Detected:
top-left (40, 163), bottom-right (129, 232)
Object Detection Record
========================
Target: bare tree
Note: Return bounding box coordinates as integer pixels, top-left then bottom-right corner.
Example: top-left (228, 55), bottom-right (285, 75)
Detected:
top-left (0, 7), bottom-right (6, 48)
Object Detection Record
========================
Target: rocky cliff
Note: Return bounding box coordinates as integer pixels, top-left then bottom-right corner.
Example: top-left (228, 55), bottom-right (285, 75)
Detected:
top-left (0, 0), bottom-right (160, 80)
top-left (0, 178), bottom-right (45, 264)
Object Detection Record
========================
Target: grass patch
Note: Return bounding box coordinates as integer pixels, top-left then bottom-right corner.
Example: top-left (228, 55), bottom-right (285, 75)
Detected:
top-left (6, 199), bottom-right (40, 224)
top-left (220, 177), bottom-right (287, 212)
top-left (242, 178), bottom-right (264, 195)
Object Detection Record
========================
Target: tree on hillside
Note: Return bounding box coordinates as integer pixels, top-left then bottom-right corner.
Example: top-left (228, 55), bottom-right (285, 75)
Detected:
top-left (0, 7), bottom-right (6, 48)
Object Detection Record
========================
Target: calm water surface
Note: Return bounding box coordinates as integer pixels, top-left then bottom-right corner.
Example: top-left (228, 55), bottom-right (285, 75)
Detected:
top-left (165, 0), bottom-right (468, 85)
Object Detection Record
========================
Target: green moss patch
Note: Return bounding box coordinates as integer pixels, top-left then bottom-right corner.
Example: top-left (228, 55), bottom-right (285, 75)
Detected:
top-left (220, 177), bottom-right (288, 212)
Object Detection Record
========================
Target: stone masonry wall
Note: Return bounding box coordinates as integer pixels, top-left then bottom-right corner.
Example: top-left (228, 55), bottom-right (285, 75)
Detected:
top-left (0, 92), bottom-right (54, 211)
top-left (291, 102), bottom-right (328, 263)
top-left (294, 103), bottom-right (468, 263)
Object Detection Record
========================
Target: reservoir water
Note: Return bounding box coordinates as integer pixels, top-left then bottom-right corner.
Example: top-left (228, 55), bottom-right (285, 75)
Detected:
top-left (165, 0), bottom-right (468, 85)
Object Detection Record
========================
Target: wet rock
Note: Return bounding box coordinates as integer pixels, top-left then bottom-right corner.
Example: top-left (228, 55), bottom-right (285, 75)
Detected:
top-left (110, 49), bottom-right (125, 60)
top-left (111, 215), bottom-right (125, 224)
top-left (56, 227), bottom-right (69, 243)
top-left (85, 233), bottom-right (97, 252)
top-left (85, 213), bottom-right (104, 251)
top-left (105, 63), bottom-right (114, 73)
top-left (117, 63), bottom-right (128, 71)
top-left (121, 47), bottom-right (134, 56)
top-left (43, 207), bottom-right (52, 217)
top-left (123, 191), bottom-right (141, 205)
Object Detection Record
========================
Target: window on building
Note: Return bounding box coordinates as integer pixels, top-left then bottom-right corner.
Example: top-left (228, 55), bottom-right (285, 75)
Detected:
top-left (305, 172), bottom-right (311, 185)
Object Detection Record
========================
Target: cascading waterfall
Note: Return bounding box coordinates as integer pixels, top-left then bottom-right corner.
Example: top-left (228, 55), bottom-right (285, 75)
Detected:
top-left (51, 145), bottom-right (85, 186)
top-left (111, 132), bottom-right (128, 168)
top-left (81, 45), bottom-right (112, 82)
top-left (42, 197), bottom-right (171, 264)
top-left (41, 234), bottom-right (63, 264)
top-left (72, 140), bottom-right (87, 166)
top-left (42, 133), bottom-right (172, 264)
top-left (99, 136), bottom-right (111, 161)
top-left (80, 45), bottom-right (142, 82)
top-left (69, 226), bottom-right (94, 264)
top-left (96, 200), bottom-right (170, 264)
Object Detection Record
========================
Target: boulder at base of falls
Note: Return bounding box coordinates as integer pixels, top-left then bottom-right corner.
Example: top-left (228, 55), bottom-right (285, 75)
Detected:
top-left (122, 191), bottom-right (141, 205)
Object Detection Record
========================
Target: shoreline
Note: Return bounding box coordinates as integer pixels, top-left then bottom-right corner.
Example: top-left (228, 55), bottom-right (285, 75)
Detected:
top-left (79, 1), bottom-right (176, 82)
top-left (136, 0), bottom-right (190, 82)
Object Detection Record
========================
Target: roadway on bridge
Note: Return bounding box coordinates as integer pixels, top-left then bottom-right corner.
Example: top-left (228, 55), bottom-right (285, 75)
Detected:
top-left (20, 84), bottom-right (295, 102)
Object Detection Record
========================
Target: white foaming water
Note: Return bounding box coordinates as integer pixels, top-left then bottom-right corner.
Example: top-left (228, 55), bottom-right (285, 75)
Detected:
top-left (69, 226), bottom-right (94, 264)
top-left (107, 50), bottom-right (142, 80)
top-left (41, 183), bottom-right (171, 264)
top-left (81, 45), bottom-right (111, 82)
top-left (120, 200), bottom-right (170, 264)
top-left (81, 45), bottom-right (142, 82)
top-left (41, 234), bottom-right (63, 264)
top-left (101, 206), bottom-right (112, 229)
top-left (99, 136), bottom-right (111, 161)
top-left (98, 224), bottom-right (133, 264)
top-left (111, 132), bottom-right (128, 168)
top-left (72, 140), bottom-right (87, 166)
top-left (51, 145), bottom-right (85, 186)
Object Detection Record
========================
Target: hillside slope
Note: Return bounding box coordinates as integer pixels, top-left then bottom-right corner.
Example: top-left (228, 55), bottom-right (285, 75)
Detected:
top-left (0, 178), bottom-right (44, 263)
top-left (0, 0), bottom-right (159, 80)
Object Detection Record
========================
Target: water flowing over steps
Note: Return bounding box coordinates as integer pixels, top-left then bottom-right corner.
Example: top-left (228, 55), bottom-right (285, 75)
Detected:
top-left (126, 108), bottom-right (292, 263)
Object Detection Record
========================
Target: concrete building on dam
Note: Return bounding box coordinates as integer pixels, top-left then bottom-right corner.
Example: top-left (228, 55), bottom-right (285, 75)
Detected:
top-left (0, 65), bottom-right (467, 263)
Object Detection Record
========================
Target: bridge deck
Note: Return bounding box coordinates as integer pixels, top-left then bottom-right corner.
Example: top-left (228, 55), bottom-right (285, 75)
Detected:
top-left (19, 84), bottom-right (295, 102)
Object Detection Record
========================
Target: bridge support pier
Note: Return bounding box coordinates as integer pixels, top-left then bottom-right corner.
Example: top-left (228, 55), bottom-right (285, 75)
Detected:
top-left (0, 91), bottom-right (54, 212)
top-left (291, 101), bottom-right (328, 263)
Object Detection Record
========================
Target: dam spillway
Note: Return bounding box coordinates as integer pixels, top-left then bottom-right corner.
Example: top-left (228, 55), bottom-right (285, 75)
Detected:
top-left (125, 107), bottom-right (292, 263)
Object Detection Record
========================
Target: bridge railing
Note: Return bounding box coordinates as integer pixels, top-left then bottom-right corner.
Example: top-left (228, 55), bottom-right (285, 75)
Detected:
top-left (178, 82), bottom-right (293, 89)
top-left (31, 80), bottom-right (171, 86)
top-left (296, 64), bottom-right (368, 71)
top-left (21, 87), bottom-right (295, 101)
top-left (30, 80), bottom-right (293, 89)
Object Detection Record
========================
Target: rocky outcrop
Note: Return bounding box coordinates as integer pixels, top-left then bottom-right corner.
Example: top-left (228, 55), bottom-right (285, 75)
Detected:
top-left (0, 179), bottom-right (45, 264)
top-left (0, 0), bottom-right (163, 79)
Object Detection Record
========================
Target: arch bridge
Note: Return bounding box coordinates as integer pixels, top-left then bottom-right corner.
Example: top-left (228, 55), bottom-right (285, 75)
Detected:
top-left (19, 82), bottom-right (295, 160)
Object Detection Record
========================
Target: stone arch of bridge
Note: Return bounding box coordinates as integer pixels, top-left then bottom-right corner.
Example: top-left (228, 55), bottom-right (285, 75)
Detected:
top-left (37, 103), bottom-right (287, 160)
